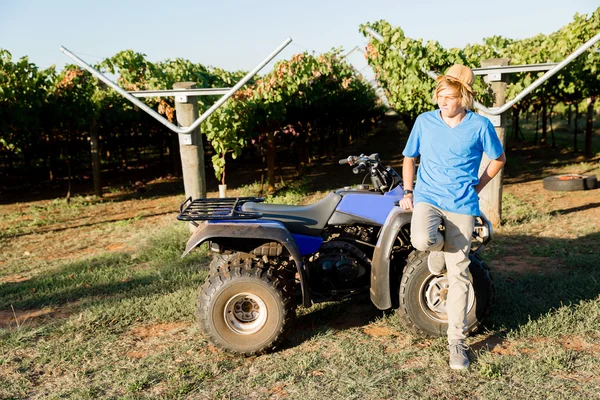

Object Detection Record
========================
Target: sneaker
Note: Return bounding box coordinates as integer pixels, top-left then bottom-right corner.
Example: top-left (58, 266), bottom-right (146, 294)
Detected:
top-left (427, 251), bottom-right (446, 275)
top-left (448, 342), bottom-right (470, 370)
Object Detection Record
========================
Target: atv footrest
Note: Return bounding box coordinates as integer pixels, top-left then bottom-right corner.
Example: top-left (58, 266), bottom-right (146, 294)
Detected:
top-left (177, 196), bottom-right (265, 221)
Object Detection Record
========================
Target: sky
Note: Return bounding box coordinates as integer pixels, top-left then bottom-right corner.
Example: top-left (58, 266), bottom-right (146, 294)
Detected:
top-left (1, 0), bottom-right (598, 80)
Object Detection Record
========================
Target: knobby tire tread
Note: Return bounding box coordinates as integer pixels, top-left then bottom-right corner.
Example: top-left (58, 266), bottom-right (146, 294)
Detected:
top-left (398, 251), bottom-right (427, 336)
top-left (198, 256), bottom-right (296, 356)
top-left (397, 250), bottom-right (494, 337)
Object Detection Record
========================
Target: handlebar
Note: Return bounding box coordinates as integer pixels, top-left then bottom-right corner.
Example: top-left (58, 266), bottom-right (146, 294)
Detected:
top-left (338, 152), bottom-right (403, 193)
top-left (352, 163), bottom-right (367, 174)
top-left (340, 154), bottom-right (371, 174)
top-left (341, 153), bottom-right (379, 166)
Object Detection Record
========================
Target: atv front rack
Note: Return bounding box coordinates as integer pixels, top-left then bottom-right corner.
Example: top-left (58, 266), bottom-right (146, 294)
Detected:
top-left (177, 197), bottom-right (264, 225)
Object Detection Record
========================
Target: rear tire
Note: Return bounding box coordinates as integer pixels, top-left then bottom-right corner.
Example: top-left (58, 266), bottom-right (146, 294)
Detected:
top-left (198, 257), bottom-right (296, 356)
top-left (397, 251), bottom-right (494, 337)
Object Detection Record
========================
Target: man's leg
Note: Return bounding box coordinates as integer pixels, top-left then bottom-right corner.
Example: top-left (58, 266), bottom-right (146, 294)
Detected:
top-left (410, 202), bottom-right (444, 252)
top-left (410, 202), bottom-right (446, 275)
top-left (442, 210), bottom-right (474, 369)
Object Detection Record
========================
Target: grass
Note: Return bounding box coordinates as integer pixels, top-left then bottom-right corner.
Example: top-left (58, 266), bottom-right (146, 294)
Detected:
top-left (1, 224), bottom-right (597, 398)
top-left (1, 117), bottom-right (600, 398)
top-left (1, 223), bottom-right (212, 399)
top-left (500, 192), bottom-right (548, 226)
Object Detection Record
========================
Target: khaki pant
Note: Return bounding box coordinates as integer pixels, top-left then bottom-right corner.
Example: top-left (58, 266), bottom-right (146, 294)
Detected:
top-left (410, 202), bottom-right (474, 343)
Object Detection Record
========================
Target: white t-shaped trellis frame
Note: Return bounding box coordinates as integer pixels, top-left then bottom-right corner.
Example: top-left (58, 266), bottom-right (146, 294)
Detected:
top-left (60, 38), bottom-right (293, 134)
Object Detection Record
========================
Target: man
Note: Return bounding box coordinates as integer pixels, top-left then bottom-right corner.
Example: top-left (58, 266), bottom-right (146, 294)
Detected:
top-left (398, 64), bottom-right (506, 370)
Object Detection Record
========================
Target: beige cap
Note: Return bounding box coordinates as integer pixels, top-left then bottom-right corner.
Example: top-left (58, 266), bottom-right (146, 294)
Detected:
top-left (438, 64), bottom-right (475, 93)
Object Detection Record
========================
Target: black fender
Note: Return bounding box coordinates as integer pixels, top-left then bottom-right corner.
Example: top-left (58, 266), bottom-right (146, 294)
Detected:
top-left (370, 207), bottom-right (412, 310)
top-left (182, 220), bottom-right (311, 307)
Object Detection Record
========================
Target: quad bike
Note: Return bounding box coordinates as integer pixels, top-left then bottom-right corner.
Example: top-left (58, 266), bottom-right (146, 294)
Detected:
top-left (178, 153), bottom-right (495, 355)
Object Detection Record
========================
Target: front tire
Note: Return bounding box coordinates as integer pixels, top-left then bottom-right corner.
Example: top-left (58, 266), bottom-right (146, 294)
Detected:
top-left (197, 258), bottom-right (296, 356)
top-left (397, 251), bottom-right (494, 337)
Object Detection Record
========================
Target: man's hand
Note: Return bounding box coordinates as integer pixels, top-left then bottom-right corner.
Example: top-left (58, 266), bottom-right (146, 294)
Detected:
top-left (399, 194), bottom-right (414, 210)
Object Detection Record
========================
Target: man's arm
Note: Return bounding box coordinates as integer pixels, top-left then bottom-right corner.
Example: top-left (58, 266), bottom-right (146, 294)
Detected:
top-left (399, 156), bottom-right (416, 210)
top-left (475, 152), bottom-right (506, 194)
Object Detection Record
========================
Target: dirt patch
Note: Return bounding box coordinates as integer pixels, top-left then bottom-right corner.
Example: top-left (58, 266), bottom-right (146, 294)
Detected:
top-left (415, 339), bottom-right (434, 349)
top-left (471, 335), bottom-right (600, 357)
top-left (0, 274), bottom-right (31, 284)
top-left (384, 335), bottom-right (414, 354)
top-left (268, 383), bottom-right (289, 398)
top-left (559, 335), bottom-right (599, 354)
top-left (206, 344), bottom-right (220, 354)
top-left (105, 243), bottom-right (128, 251)
top-left (362, 326), bottom-right (397, 337)
top-left (125, 351), bottom-right (147, 359)
top-left (560, 335), bottom-right (586, 351)
top-left (129, 322), bottom-right (189, 341)
top-left (397, 356), bottom-right (427, 369)
top-left (149, 382), bottom-right (168, 397)
top-left (493, 255), bottom-right (549, 274)
top-left (123, 322), bottom-right (191, 360)
top-left (0, 306), bottom-right (74, 329)
top-left (470, 335), bottom-right (514, 355)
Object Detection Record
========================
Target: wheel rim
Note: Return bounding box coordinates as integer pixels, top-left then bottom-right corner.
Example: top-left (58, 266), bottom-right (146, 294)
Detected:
top-left (224, 292), bottom-right (268, 335)
top-left (418, 274), bottom-right (476, 323)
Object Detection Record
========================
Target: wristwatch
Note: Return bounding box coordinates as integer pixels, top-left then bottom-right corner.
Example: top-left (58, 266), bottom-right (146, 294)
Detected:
top-left (404, 189), bottom-right (413, 195)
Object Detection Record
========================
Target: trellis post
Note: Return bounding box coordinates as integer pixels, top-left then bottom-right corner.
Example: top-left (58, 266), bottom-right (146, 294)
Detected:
top-left (174, 82), bottom-right (206, 230)
top-left (478, 58), bottom-right (510, 227)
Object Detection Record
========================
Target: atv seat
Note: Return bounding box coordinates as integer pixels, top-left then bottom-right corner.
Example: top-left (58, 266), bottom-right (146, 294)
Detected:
top-left (241, 192), bottom-right (342, 236)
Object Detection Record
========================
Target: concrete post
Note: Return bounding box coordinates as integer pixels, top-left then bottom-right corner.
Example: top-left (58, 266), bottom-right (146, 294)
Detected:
top-left (478, 58), bottom-right (509, 228)
top-left (174, 82), bottom-right (206, 230)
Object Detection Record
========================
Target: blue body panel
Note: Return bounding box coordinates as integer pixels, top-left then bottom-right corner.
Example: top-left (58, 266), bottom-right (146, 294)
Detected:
top-left (384, 185), bottom-right (405, 197)
top-left (292, 234), bottom-right (323, 255)
top-left (204, 187), bottom-right (405, 253)
top-left (207, 220), bottom-right (323, 256)
top-left (336, 186), bottom-right (405, 225)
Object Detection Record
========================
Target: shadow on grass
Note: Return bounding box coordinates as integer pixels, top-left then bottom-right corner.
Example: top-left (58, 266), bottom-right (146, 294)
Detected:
top-left (2, 231), bottom-right (598, 352)
top-left (503, 140), bottom-right (600, 185)
top-left (0, 250), bottom-right (211, 328)
top-left (285, 295), bottom-right (386, 348)
top-left (549, 201), bottom-right (600, 216)
top-left (483, 231), bottom-right (600, 333)
top-left (286, 231), bottom-right (600, 350)
top-left (1, 210), bottom-right (176, 240)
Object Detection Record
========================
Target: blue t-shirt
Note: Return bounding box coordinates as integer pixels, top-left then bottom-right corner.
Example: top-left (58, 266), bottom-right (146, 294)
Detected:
top-left (402, 110), bottom-right (504, 216)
